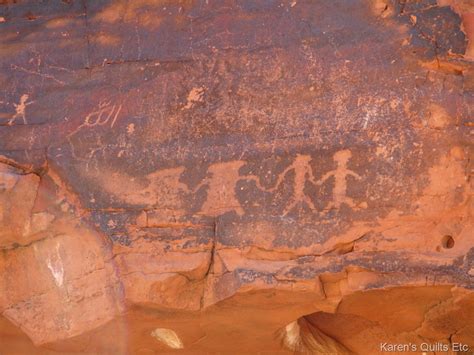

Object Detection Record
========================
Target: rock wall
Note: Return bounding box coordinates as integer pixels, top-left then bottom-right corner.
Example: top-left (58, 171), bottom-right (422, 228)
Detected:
top-left (0, 0), bottom-right (473, 353)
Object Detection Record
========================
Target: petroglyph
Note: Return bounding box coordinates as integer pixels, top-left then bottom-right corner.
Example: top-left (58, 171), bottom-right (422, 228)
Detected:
top-left (316, 150), bottom-right (361, 209)
top-left (8, 94), bottom-right (33, 125)
top-left (105, 166), bottom-right (189, 209)
top-left (268, 154), bottom-right (320, 215)
top-left (10, 63), bottom-right (66, 85)
top-left (196, 161), bottom-right (246, 216)
top-left (140, 167), bottom-right (190, 208)
top-left (357, 96), bottom-right (392, 129)
top-left (246, 152), bottom-right (364, 214)
top-left (93, 153), bottom-right (364, 216)
top-left (183, 87), bottom-right (205, 110)
top-left (67, 101), bottom-right (122, 160)
top-left (75, 100), bottom-right (123, 131)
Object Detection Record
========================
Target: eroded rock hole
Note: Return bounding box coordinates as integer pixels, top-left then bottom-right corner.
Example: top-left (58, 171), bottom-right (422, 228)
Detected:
top-left (441, 235), bottom-right (455, 249)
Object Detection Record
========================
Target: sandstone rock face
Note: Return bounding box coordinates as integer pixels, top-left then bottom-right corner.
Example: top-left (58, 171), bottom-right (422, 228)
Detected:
top-left (0, 0), bottom-right (473, 353)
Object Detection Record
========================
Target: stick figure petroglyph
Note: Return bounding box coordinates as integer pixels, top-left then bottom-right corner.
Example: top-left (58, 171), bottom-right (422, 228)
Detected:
top-left (248, 151), bottom-right (363, 215)
top-left (8, 94), bottom-right (33, 125)
top-left (101, 150), bottom-right (363, 218)
top-left (316, 150), bottom-right (361, 209)
top-left (264, 154), bottom-right (319, 215)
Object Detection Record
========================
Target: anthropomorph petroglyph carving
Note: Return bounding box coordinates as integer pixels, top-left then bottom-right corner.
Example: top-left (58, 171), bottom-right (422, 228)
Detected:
top-left (316, 150), bottom-right (361, 209)
top-left (195, 161), bottom-right (247, 216)
top-left (102, 151), bottom-right (362, 217)
top-left (266, 154), bottom-right (319, 215)
top-left (250, 151), bottom-right (362, 214)
top-left (8, 94), bottom-right (33, 125)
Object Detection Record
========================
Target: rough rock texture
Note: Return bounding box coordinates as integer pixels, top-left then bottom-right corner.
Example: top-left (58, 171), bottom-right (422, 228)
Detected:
top-left (0, 0), bottom-right (473, 353)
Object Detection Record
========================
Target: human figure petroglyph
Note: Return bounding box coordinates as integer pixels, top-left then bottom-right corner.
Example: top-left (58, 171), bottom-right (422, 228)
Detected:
top-left (8, 94), bottom-right (33, 125)
top-left (262, 154), bottom-right (319, 215)
top-left (195, 161), bottom-right (247, 216)
top-left (316, 149), bottom-right (361, 209)
top-left (103, 151), bottom-right (363, 217)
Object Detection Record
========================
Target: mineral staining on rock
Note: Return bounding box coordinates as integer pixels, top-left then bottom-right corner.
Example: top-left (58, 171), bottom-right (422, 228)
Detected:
top-left (0, 0), bottom-right (473, 353)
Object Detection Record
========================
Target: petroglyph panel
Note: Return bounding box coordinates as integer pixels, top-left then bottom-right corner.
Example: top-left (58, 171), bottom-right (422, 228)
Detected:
top-left (0, 0), bottom-right (472, 351)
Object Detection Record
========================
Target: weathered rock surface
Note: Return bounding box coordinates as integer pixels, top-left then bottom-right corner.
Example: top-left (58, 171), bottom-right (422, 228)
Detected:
top-left (0, 0), bottom-right (473, 353)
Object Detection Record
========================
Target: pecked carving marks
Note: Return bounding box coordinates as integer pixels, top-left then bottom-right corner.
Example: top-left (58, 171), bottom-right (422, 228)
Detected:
top-left (90, 150), bottom-right (367, 218)
top-left (8, 94), bottom-right (33, 126)
top-left (89, 166), bottom-right (189, 209)
top-left (265, 154), bottom-right (320, 215)
top-left (0, 94), bottom-right (34, 126)
top-left (195, 160), bottom-right (247, 217)
top-left (67, 100), bottom-right (123, 162)
top-left (316, 150), bottom-right (363, 210)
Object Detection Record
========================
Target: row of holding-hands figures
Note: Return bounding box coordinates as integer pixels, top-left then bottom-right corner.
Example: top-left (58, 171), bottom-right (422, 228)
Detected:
top-left (188, 150), bottom-right (363, 216)
top-left (64, 101), bottom-right (364, 215)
